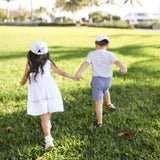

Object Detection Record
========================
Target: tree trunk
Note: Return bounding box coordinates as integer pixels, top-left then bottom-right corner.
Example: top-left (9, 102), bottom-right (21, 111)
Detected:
top-left (7, 1), bottom-right (9, 22)
top-left (89, 0), bottom-right (94, 24)
top-left (31, 0), bottom-right (33, 21)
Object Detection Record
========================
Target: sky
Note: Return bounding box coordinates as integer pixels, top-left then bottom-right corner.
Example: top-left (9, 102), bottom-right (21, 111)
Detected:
top-left (0, 0), bottom-right (160, 19)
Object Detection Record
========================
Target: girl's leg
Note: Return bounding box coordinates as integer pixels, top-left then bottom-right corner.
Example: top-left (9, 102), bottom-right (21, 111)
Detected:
top-left (95, 99), bottom-right (103, 126)
top-left (104, 90), bottom-right (111, 105)
top-left (40, 112), bottom-right (54, 151)
top-left (40, 112), bottom-right (51, 137)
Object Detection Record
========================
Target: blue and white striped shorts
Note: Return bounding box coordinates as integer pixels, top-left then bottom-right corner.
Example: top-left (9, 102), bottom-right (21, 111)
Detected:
top-left (91, 76), bottom-right (112, 101)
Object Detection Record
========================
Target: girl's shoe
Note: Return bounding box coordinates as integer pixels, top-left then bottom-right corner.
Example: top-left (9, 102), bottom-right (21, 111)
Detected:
top-left (107, 104), bottom-right (116, 112)
top-left (45, 138), bottom-right (54, 151)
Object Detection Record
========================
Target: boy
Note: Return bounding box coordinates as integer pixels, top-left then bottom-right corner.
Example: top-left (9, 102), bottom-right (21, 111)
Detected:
top-left (75, 34), bottom-right (127, 127)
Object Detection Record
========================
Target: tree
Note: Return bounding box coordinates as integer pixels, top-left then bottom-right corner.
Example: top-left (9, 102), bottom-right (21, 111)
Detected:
top-left (105, 0), bottom-right (142, 23)
top-left (0, 8), bottom-right (6, 21)
top-left (55, 0), bottom-right (67, 22)
top-left (105, 0), bottom-right (142, 7)
top-left (82, 0), bottom-right (102, 23)
top-left (123, 0), bottom-right (142, 24)
top-left (123, 0), bottom-right (142, 7)
top-left (55, 0), bottom-right (84, 23)
top-left (0, 0), bottom-right (14, 22)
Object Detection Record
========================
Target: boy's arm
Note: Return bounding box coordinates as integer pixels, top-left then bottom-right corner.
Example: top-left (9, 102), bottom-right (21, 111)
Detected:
top-left (20, 64), bottom-right (29, 85)
top-left (51, 62), bottom-right (76, 80)
top-left (114, 60), bottom-right (127, 73)
top-left (75, 61), bottom-right (90, 80)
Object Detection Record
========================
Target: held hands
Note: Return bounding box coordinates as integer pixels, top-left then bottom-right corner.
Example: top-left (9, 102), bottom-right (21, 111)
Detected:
top-left (75, 73), bottom-right (81, 81)
top-left (72, 73), bottom-right (81, 81)
top-left (71, 73), bottom-right (81, 81)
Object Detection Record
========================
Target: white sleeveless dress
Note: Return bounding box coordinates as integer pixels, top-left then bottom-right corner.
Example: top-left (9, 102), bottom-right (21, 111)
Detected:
top-left (27, 60), bottom-right (64, 116)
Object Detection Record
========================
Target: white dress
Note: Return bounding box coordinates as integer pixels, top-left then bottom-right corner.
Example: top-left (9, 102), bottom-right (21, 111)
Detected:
top-left (27, 60), bottom-right (64, 116)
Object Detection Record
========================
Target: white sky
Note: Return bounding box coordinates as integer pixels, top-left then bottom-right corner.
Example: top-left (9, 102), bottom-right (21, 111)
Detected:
top-left (0, 0), bottom-right (160, 19)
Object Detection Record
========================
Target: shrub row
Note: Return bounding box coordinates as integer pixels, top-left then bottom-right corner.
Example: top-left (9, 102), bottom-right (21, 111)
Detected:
top-left (88, 21), bottom-right (134, 29)
top-left (0, 21), bottom-right (160, 30)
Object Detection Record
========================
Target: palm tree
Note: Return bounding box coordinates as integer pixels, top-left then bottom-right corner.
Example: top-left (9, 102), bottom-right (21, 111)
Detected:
top-left (123, 0), bottom-right (142, 7)
top-left (55, 0), bottom-right (84, 23)
top-left (105, 0), bottom-right (142, 7)
top-left (105, 0), bottom-right (142, 23)
top-left (123, 0), bottom-right (142, 24)
top-left (81, 0), bottom-right (101, 23)
top-left (55, 0), bottom-right (67, 22)
top-left (0, 0), bottom-right (13, 22)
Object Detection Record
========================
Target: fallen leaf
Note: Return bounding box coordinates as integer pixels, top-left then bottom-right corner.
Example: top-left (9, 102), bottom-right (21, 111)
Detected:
top-left (146, 78), bottom-right (150, 81)
top-left (128, 132), bottom-right (135, 137)
top-left (6, 126), bottom-right (12, 133)
top-left (118, 132), bottom-right (125, 136)
top-left (125, 127), bottom-right (131, 133)
top-left (36, 157), bottom-right (42, 160)
top-left (125, 127), bottom-right (135, 137)
top-left (137, 127), bottom-right (141, 132)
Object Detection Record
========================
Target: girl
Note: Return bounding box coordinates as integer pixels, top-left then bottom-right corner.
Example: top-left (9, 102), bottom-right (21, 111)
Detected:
top-left (20, 40), bottom-right (76, 151)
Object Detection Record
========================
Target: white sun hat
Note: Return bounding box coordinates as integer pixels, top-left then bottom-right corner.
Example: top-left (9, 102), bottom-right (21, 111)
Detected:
top-left (95, 34), bottom-right (110, 43)
top-left (30, 40), bottom-right (48, 55)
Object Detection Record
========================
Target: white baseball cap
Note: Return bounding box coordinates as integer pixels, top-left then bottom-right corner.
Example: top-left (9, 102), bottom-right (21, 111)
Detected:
top-left (95, 34), bottom-right (110, 43)
top-left (30, 40), bottom-right (48, 55)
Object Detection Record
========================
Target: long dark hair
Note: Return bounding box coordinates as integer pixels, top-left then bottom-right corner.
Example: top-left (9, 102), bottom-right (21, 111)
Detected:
top-left (27, 51), bottom-right (56, 82)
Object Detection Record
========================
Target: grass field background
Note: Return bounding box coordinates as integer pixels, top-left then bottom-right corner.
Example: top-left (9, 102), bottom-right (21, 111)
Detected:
top-left (0, 26), bottom-right (160, 159)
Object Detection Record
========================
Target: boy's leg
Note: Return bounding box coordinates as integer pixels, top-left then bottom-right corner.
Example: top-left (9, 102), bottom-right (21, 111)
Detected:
top-left (95, 99), bottom-right (103, 126)
top-left (104, 90), bottom-right (116, 111)
top-left (104, 90), bottom-right (111, 106)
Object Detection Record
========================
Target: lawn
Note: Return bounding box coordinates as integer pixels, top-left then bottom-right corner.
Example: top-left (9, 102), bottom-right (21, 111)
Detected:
top-left (0, 26), bottom-right (160, 160)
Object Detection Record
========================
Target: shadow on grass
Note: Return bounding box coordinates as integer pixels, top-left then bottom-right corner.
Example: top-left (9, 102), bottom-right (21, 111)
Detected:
top-left (0, 51), bottom-right (27, 60)
top-left (0, 82), bottom-right (159, 159)
top-left (113, 58), bottom-right (160, 80)
top-left (1, 43), bottom-right (158, 61)
top-left (48, 46), bottom-right (94, 61)
top-left (0, 46), bottom-right (94, 61)
top-left (109, 44), bottom-right (160, 58)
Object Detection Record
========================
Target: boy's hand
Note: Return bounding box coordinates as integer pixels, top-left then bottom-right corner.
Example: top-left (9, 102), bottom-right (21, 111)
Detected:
top-left (120, 66), bottom-right (127, 73)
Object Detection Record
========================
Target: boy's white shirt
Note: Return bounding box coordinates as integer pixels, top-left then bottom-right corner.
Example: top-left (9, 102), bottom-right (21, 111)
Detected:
top-left (85, 49), bottom-right (118, 78)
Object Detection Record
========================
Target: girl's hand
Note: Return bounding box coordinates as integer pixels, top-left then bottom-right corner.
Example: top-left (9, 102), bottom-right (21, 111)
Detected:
top-left (75, 73), bottom-right (81, 81)
top-left (72, 76), bottom-right (80, 81)
top-left (20, 64), bottom-right (29, 85)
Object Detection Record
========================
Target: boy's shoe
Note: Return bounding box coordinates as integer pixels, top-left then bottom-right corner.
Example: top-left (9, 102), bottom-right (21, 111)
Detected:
top-left (96, 123), bottom-right (102, 127)
top-left (107, 104), bottom-right (116, 112)
top-left (45, 138), bottom-right (54, 151)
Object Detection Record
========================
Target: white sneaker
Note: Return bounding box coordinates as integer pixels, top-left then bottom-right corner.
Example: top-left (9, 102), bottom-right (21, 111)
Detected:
top-left (45, 138), bottom-right (54, 151)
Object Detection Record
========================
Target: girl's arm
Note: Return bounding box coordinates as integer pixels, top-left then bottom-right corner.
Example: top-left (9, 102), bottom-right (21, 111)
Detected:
top-left (51, 62), bottom-right (76, 80)
top-left (75, 61), bottom-right (90, 80)
top-left (114, 60), bottom-right (127, 73)
top-left (20, 64), bottom-right (29, 85)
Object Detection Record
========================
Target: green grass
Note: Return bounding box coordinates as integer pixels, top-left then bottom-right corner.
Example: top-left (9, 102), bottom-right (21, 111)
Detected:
top-left (0, 26), bottom-right (160, 160)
